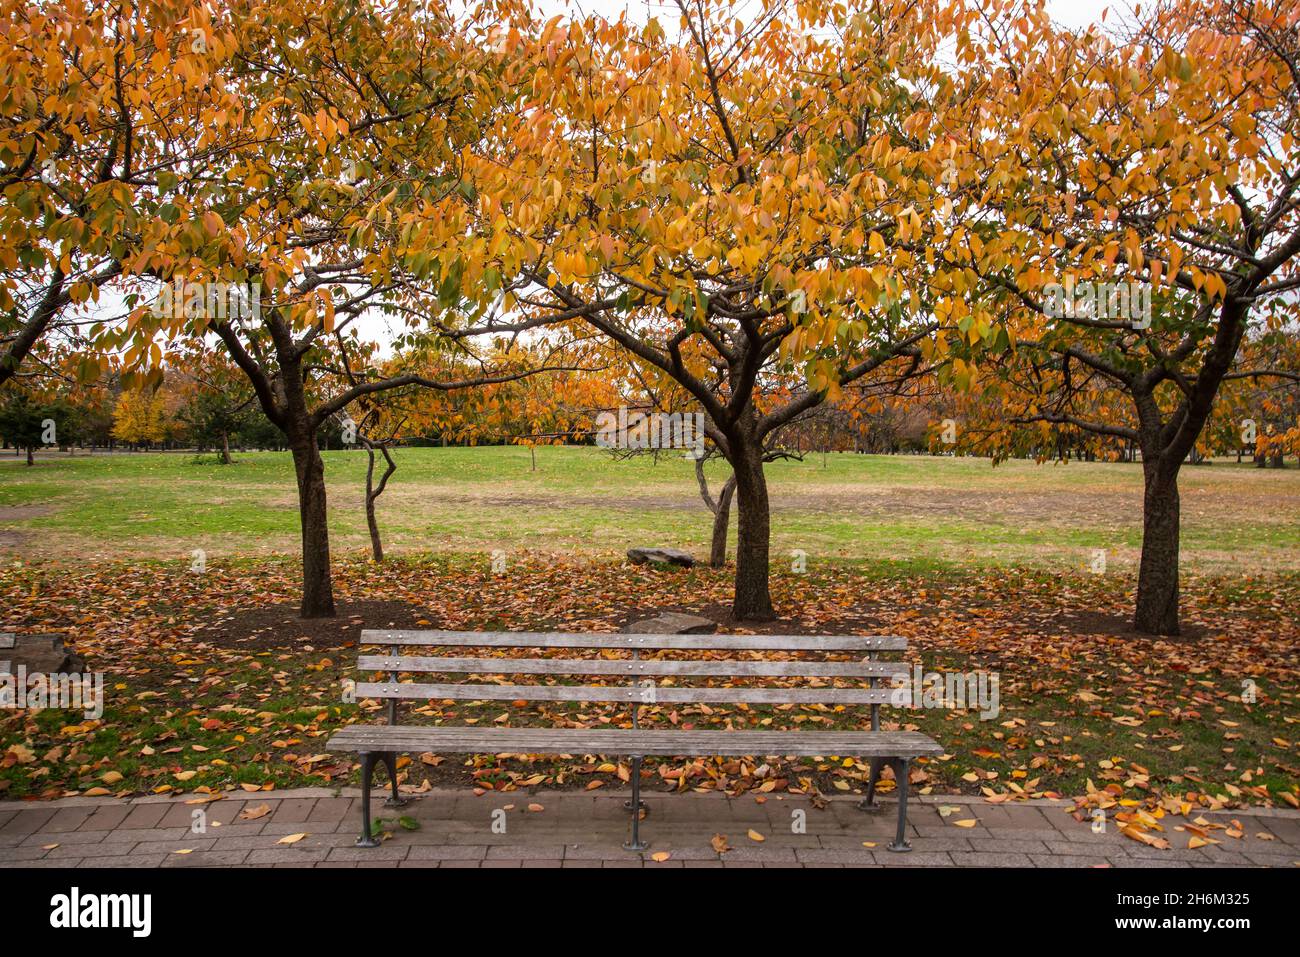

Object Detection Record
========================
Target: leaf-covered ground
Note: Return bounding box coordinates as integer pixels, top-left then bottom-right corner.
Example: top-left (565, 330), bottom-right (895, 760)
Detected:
top-left (2, 553), bottom-right (1295, 841)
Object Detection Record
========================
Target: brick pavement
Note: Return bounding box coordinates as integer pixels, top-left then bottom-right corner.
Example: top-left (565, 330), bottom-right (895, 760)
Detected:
top-left (2, 789), bottom-right (1296, 868)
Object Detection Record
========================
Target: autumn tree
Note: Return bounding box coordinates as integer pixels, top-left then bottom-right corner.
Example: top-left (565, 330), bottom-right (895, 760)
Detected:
top-left (111, 389), bottom-right (169, 447)
top-left (0, 0), bottom-right (272, 389)
top-left (171, 346), bottom-right (256, 463)
top-left (409, 0), bottom-right (964, 619)
top-left (97, 0), bottom-right (568, 617)
top-left (940, 0), bottom-right (1300, 634)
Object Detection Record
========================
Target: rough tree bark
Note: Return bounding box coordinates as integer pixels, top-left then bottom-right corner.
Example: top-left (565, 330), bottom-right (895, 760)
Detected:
top-left (287, 422), bottom-right (335, 618)
top-left (1134, 457), bottom-right (1181, 635)
top-left (726, 413), bottom-right (775, 620)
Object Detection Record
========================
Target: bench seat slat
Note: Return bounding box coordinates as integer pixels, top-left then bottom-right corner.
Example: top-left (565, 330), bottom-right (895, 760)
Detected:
top-left (354, 681), bottom-right (896, 705)
top-left (326, 725), bottom-right (942, 758)
top-left (356, 655), bottom-right (910, 679)
top-left (361, 630), bottom-right (907, 651)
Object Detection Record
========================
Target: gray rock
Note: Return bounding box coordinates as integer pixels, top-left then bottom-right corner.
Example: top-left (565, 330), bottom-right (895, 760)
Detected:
top-left (0, 634), bottom-right (85, 675)
top-left (623, 612), bottom-right (717, 635)
top-left (626, 547), bottom-right (696, 568)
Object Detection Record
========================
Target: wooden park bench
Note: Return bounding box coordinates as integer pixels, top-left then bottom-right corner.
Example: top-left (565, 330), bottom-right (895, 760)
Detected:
top-left (326, 630), bottom-right (943, 852)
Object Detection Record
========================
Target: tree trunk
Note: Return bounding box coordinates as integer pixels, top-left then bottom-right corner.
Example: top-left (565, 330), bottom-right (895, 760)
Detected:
top-left (1134, 462), bottom-right (1181, 636)
top-left (25, 446), bottom-right (34, 466)
top-left (365, 446), bottom-right (383, 563)
top-left (220, 430), bottom-right (232, 465)
top-left (290, 430), bottom-right (336, 618)
top-left (730, 439), bottom-right (774, 621)
top-left (710, 476), bottom-right (736, 568)
top-left (362, 439), bottom-right (397, 563)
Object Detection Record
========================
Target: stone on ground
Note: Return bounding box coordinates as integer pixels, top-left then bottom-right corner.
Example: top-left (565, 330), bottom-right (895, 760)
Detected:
top-left (626, 546), bottom-right (695, 568)
top-left (623, 612), bottom-right (717, 634)
top-left (0, 633), bottom-right (85, 675)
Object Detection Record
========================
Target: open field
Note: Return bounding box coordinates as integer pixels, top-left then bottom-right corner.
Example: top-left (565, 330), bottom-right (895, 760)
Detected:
top-left (1, 445), bottom-right (1298, 572)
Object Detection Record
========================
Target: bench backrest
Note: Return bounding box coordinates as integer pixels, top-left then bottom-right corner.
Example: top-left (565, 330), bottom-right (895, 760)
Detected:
top-left (353, 630), bottom-right (908, 726)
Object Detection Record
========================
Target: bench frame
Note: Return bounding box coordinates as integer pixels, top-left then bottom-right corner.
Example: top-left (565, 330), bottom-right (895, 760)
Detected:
top-left (329, 630), bottom-right (942, 852)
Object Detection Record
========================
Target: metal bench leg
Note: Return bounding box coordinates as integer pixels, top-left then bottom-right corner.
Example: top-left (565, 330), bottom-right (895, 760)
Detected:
top-left (858, 758), bottom-right (885, 812)
top-left (622, 755), bottom-right (649, 852)
top-left (379, 752), bottom-right (407, 808)
top-left (355, 752), bottom-right (381, 848)
top-left (887, 758), bottom-right (912, 853)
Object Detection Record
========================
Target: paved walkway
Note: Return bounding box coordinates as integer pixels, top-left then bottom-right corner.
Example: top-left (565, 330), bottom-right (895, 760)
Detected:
top-left (2, 789), bottom-right (1297, 868)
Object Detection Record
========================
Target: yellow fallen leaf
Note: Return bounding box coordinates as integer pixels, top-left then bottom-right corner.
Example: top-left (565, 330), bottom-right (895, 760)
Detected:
top-left (747, 829), bottom-right (765, 842)
top-left (100, 770), bottom-right (124, 784)
top-left (173, 848), bottom-right (193, 855)
top-left (276, 833), bottom-right (307, 845)
top-left (239, 803), bottom-right (272, 820)
top-left (710, 834), bottom-right (730, 853)
top-left (861, 841), bottom-right (877, 848)
top-left (954, 819), bottom-right (978, 828)
top-left (1122, 825), bottom-right (1171, 850)
top-left (174, 771), bottom-right (196, 781)
top-left (83, 787), bottom-right (111, 797)
top-left (650, 851), bottom-right (671, 862)
top-left (526, 803), bottom-right (544, 812)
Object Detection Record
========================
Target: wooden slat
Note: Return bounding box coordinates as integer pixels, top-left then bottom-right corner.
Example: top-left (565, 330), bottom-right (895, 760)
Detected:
top-left (326, 725), bottom-right (943, 758)
top-left (355, 681), bottom-right (896, 705)
top-left (356, 655), bottom-right (910, 679)
top-left (360, 630), bottom-right (907, 652)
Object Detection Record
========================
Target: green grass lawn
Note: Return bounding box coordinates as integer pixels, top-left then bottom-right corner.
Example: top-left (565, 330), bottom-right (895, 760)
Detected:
top-left (2, 445), bottom-right (1298, 573)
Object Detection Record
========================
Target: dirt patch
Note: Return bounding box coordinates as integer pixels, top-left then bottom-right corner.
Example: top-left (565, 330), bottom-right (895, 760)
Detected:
top-left (0, 505), bottom-right (53, 520)
top-left (193, 599), bottom-right (439, 652)
top-left (1009, 606), bottom-right (1212, 641)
